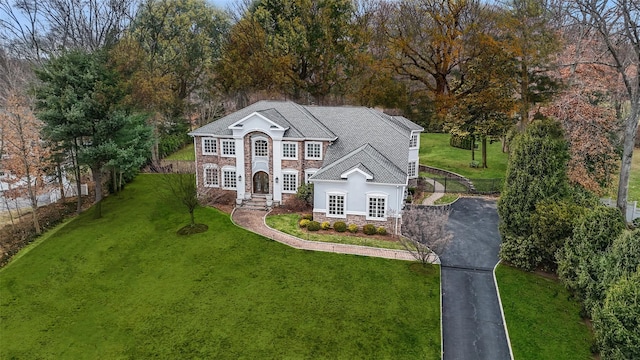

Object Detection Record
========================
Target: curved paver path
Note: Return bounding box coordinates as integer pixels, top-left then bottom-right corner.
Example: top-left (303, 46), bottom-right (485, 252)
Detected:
top-left (421, 177), bottom-right (446, 205)
top-left (439, 197), bottom-right (512, 360)
top-left (231, 207), bottom-right (439, 263)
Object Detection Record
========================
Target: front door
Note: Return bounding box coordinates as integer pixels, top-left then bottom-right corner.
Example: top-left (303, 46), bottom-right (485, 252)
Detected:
top-left (253, 171), bottom-right (269, 194)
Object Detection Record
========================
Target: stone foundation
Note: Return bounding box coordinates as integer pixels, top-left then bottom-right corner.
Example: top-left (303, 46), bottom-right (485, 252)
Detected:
top-left (312, 212), bottom-right (402, 235)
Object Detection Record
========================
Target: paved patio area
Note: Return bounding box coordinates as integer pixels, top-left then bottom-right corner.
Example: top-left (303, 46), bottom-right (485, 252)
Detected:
top-left (231, 207), bottom-right (439, 263)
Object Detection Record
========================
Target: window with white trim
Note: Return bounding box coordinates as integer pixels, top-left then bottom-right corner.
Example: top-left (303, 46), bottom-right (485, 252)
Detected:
top-left (223, 169), bottom-right (237, 189)
top-left (410, 133), bottom-right (418, 148)
top-left (408, 161), bottom-right (417, 178)
top-left (305, 169), bottom-right (317, 184)
top-left (282, 171), bottom-right (298, 193)
top-left (327, 193), bottom-right (345, 217)
top-left (254, 139), bottom-right (268, 157)
top-left (203, 165), bottom-right (219, 187)
top-left (221, 140), bottom-right (235, 156)
top-left (367, 196), bottom-right (386, 220)
top-left (282, 142), bottom-right (298, 159)
top-left (202, 138), bottom-right (217, 155)
top-left (305, 142), bottom-right (322, 159)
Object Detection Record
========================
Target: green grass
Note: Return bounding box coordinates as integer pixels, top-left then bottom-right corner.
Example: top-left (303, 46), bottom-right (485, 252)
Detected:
top-left (419, 133), bottom-right (508, 179)
top-left (165, 143), bottom-right (195, 161)
top-left (496, 265), bottom-right (593, 360)
top-left (1, 174), bottom-right (440, 359)
top-left (266, 214), bottom-right (406, 250)
top-left (628, 148), bottom-right (640, 201)
top-left (433, 194), bottom-right (459, 205)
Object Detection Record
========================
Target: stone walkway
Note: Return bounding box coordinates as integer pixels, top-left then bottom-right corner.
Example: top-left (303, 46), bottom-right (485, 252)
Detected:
top-left (422, 177), bottom-right (446, 205)
top-left (231, 207), bottom-right (439, 263)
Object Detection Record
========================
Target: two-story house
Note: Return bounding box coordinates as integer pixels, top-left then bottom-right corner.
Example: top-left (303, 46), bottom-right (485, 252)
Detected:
top-left (189, 100), bottom-right (423, 235)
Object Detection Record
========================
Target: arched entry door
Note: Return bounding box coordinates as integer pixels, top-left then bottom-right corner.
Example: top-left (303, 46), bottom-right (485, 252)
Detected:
top-left (253, 172), bottom-right (269, 194)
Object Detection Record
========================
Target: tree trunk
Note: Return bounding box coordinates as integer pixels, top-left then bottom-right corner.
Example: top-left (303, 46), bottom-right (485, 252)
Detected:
top-left (482, 136), bottom-right (487, 169)
top-left (471, 136), bottom-right (475, 161)
top-left (617, 103), bottom-right (639, 219)
top-left (57, 161), bottom-right (65, 200)
top-left (189, 209), bottom-right (195, 226)
top-left (111, 168), bottom-right (117, 194)
top-left (73, 139), bottom-right (82, 214)
top-left (92, 165), bottom-right (103, 219)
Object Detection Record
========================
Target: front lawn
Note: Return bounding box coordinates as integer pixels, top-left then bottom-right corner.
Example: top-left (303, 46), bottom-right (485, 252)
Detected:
top-left (266, 213), bottom-right (406, 250)
top-left (420, 133), bottom-right (508, 179)
top-left (495, 265), bottom-right (593, 360)
top-left (1, 174), bottom-right (440, 359)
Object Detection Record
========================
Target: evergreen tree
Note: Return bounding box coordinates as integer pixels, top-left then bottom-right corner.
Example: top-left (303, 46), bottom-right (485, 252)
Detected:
top-left (497, 117), bottom-right (570, 270)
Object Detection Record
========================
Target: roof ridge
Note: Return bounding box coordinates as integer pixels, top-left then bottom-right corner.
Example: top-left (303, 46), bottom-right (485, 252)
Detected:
top-left (361, 143), bottom-right (406, 180)
top-left (366, 108), bottom-right (410, 138)
top-left (314, 143), bottom-right (371, 176)
top-left (297, 103), bottom-right (337, 139)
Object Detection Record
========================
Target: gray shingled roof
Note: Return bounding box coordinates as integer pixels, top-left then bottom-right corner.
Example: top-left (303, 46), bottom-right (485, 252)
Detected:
top-left (311, 144), bottom-right (406, 184)
top-left (189, 100), bottom-right (423, 184)
top-left (188, 100), bottom-right (337, 139)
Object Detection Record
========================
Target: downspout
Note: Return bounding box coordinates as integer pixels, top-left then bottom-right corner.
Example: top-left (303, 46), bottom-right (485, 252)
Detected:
top-left (395, 185), bottom-right (400, 236)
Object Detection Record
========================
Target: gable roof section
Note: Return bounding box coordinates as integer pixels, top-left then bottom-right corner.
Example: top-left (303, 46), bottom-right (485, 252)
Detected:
top-left (311, 144), bottom-right (406, 184)
top-left (188, 100), bottom-right (336, 139)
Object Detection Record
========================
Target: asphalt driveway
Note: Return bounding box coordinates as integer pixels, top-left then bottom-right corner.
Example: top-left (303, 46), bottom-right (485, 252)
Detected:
top-left (440, 198), bottom-right (511, 360)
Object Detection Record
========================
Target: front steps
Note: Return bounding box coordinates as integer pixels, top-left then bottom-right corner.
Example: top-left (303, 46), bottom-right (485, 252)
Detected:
top-left (241, 194), bottom-right (270, 211)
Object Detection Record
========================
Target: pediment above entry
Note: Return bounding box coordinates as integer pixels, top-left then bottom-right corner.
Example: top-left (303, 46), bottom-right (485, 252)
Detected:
top-left (228, 111), bottom-right (288, 140)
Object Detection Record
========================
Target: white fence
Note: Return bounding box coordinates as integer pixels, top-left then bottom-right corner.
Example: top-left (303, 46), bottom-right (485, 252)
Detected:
top-left (600, 198), bottom-right (639, 223)
top-left (0, 183), bottom-right (87, 212)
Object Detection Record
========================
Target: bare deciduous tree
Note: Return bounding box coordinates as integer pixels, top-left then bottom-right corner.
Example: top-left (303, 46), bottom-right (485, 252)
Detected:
top-left (564, 0), bottom-right (640, 216)
top-left (401, 206), bottom-right (453, 264)
top-left (0, 0), bottom-right (138, 61)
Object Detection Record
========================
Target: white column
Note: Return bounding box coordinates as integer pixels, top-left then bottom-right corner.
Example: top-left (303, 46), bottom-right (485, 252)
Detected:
top-left (235, 137), bottom-right (245, 200)
top-left (272, 139), bottom-right (282, 203)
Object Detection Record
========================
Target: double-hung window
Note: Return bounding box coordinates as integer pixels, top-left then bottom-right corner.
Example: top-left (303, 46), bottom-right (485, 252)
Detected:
top-left (221, 140), bottom-right (235, 156)
top-left (327, 193), bottom-right (346, 217)
top-left (409, 133), bottom-right (418, 148)
top-left (282, 142), bottom-right (298, 159)
top-left (203, 165), bottom-right (219, 187)
top-left (282, 171), bottom-right (298, 193)
top-left (305, 142), bottom-right (322, 160)
top-left (223, 169), bottom-right (237, 189)
top-left (408, 161), bottom-right (417, 178)
top-left (202, 138), bottom-right (217, 155)
top-left (367, 196), bottom-right (386, 220)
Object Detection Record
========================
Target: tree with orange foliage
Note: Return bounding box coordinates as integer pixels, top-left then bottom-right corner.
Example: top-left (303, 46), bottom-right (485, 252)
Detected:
top-left (543, 36), bottom-right (620, 195)
top-left (0, 92), bottom-right (51, 234)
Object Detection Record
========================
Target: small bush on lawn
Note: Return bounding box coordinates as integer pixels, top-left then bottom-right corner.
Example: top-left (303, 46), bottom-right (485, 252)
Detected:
top-left (363, 224), bottom-right (377, 235)
top-left (307, 221), bottom-right (321, 231)
top-left (377, 227), bottom-right (387, 235)
top-left (299, 219), bottom-right (311, 228)
top-left (321, 221), bottom-right (331, 230)
top-left (301, 213), bottom-right (313, 221)
top-left (333, 221), bottom-right (347, 232)
top-left (348, 224), bottom-right (358, 233)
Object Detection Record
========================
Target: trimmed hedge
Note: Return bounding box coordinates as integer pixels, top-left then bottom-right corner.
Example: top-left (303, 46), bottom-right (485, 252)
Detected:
top-left (307, 221), bottom-right (321, 231)
top-left (299, 219), bottom-right (311, 228)
top-left (363, 224), bottom-right (377, 235)
top-left (377, 227), bottom-right (387, 235)
top-left (347, 224), bottom-right (358, 233)
top-left (333, 221), bottom-right (347, 232)
top-left (320, 221), bottom-right (331, 230)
